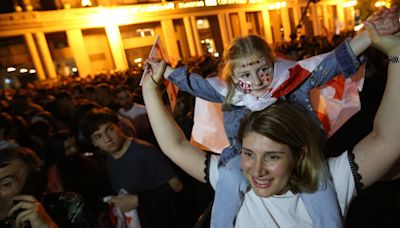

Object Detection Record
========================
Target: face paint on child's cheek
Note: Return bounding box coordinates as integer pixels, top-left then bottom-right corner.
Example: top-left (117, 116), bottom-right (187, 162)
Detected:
top-left (261, 74), bottom-right (271, 83)
top-left (238, 79), bottom-right (253, 94)
top-left (258, 69), bottom-right (272, 84)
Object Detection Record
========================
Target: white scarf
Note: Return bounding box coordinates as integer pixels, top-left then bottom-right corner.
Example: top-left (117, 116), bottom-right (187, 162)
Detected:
top-left (207, 59), bottom-right (297, 111)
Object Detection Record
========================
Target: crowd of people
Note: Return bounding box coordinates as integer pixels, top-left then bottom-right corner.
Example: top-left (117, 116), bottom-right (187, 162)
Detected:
top-left (0, 56), bottom-right (218, 227)
top-left (0, 5), bottom-right (399, 228)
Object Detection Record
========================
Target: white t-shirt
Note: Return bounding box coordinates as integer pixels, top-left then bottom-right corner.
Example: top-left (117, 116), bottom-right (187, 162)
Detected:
top-left (209, 151), bottom-right (356, 228)
top-left (119, 103), bottom-right (147, 120)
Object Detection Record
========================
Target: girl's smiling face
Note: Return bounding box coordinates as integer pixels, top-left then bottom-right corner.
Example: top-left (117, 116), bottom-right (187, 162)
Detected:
top-left (240, 131), bottom-right (299, 197)
top-left (232, 56), bottom-right (274, 97)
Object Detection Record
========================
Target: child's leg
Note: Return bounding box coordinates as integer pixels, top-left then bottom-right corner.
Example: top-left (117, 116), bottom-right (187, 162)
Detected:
top-left (211, 155), bottom-right (249, 228)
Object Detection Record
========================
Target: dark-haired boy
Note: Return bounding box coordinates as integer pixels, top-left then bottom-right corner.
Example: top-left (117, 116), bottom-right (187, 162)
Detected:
top-left (81, 107), bottom-right (194, 228)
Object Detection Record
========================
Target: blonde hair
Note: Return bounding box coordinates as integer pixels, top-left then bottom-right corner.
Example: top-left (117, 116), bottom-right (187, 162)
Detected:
top-left (219, 35), bottom-right (274, 110)
top-left (238, 102), bottom-right (329, 193)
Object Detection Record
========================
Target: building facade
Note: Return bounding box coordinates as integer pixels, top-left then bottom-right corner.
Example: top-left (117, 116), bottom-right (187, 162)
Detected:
top-left (0, 0), bottom-right (359, 84)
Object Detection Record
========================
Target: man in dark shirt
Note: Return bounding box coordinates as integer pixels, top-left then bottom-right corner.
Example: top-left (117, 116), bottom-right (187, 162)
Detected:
top-left (80, 107), bottom-right (194, 228)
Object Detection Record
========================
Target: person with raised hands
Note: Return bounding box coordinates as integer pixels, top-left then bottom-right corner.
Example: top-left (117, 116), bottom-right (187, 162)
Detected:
top-left (141, 13), bottom-right (400, 227)
top-left (145, 5), bottom-right (400, 228)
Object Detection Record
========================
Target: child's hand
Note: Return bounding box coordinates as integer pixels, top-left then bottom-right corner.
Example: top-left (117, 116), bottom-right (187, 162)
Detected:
top-left (367, 5), bottom-right (399, 35)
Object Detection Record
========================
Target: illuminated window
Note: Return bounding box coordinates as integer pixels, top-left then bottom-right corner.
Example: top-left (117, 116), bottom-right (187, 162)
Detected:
top-left (136, 28), bottom-right (155, 37)
top-left (81, 0), bottom-right (93, 7)
top-left (197, 19), bottom-right (210, 29)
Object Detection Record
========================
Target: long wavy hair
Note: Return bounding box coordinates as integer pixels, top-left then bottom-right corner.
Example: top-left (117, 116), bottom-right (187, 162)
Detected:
top-left (238, 102), bottom-right (328, 193)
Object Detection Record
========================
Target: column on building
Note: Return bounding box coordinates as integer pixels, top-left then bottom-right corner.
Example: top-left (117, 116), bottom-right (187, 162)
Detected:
top-left (280, 6), bottom-right (292, 42)
top-left (183, 16), bottom-right (198, 56)
top-left (322, 4), bottom-right (331, 35)
top-left (190, 16), bottom-right (203, 56)
top-left (33, 32), bottom-right (57, 79)
top-left (292, 4), bottom-right (303, 37)
top-left (217, 13), bottom-right (231, 50)
top-left (105, 25), bottom-right (129, 71)
top-left (336, 4), bottom-right (345, 33)
top-left (161, 19), bottom-right (180, 62)
top-left (66, 29), bottom-right (92, 78)
top-left (310, 4), bottom-right (320, 36)
top-left (347, 6), bottom-right (356, 28)
top-left (238, 12), bottom-right (249, 36)
top-left (24, 33), bottom-right (46, 80)
top-left (223, 12), bottom-right (234, 43)
top-left (262, 10), bottom-right (273, 44)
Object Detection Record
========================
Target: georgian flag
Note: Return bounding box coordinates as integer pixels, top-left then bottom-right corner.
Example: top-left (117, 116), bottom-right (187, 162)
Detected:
top-left (140, 35), bottom-right (179, 111)
top-left (208, 53), bottom-right (365, 137)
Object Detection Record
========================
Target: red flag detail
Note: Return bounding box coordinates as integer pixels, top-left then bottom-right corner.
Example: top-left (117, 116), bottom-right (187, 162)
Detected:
top-left (315, 111), bottom-right (331, 134)
top-left (324, 75), bottom-right (345, 100)
top-left (164, 80), bottom-right (179, 111)
top-left (273, 64), bottom-right (311, 98)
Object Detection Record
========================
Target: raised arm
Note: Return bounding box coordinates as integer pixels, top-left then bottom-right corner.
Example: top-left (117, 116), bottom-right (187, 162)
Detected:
top-left (353, 21), bottom-right (400, 188)
top-left (142, 59), bottom-right (208, 182)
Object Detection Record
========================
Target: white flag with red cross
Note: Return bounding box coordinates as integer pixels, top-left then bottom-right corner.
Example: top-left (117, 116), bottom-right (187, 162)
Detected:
top-left (140, 35), bottom-right (179, 111)
top-left (209, 53), bottom-right (365, 138)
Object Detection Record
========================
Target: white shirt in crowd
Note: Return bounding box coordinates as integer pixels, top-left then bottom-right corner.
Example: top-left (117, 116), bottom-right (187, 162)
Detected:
top-left (119, 103), bottom-right (147, 120)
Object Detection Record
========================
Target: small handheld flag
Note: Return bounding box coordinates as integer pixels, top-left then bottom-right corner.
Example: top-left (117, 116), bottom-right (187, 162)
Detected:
top-left (139, 35), bottom-right (161, 86)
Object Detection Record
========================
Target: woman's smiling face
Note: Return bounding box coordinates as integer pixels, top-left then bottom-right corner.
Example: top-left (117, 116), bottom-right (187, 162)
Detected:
top-left (240, 131), bottom-right (298, 197)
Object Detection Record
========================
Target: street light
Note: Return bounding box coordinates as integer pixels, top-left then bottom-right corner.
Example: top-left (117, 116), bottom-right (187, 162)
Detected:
top-left (375, 1), bottom-right (388, 7)
top-left (342, 1), bottom-right (357, 8)
top-left (7, 67), bottom-right (16, 72)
